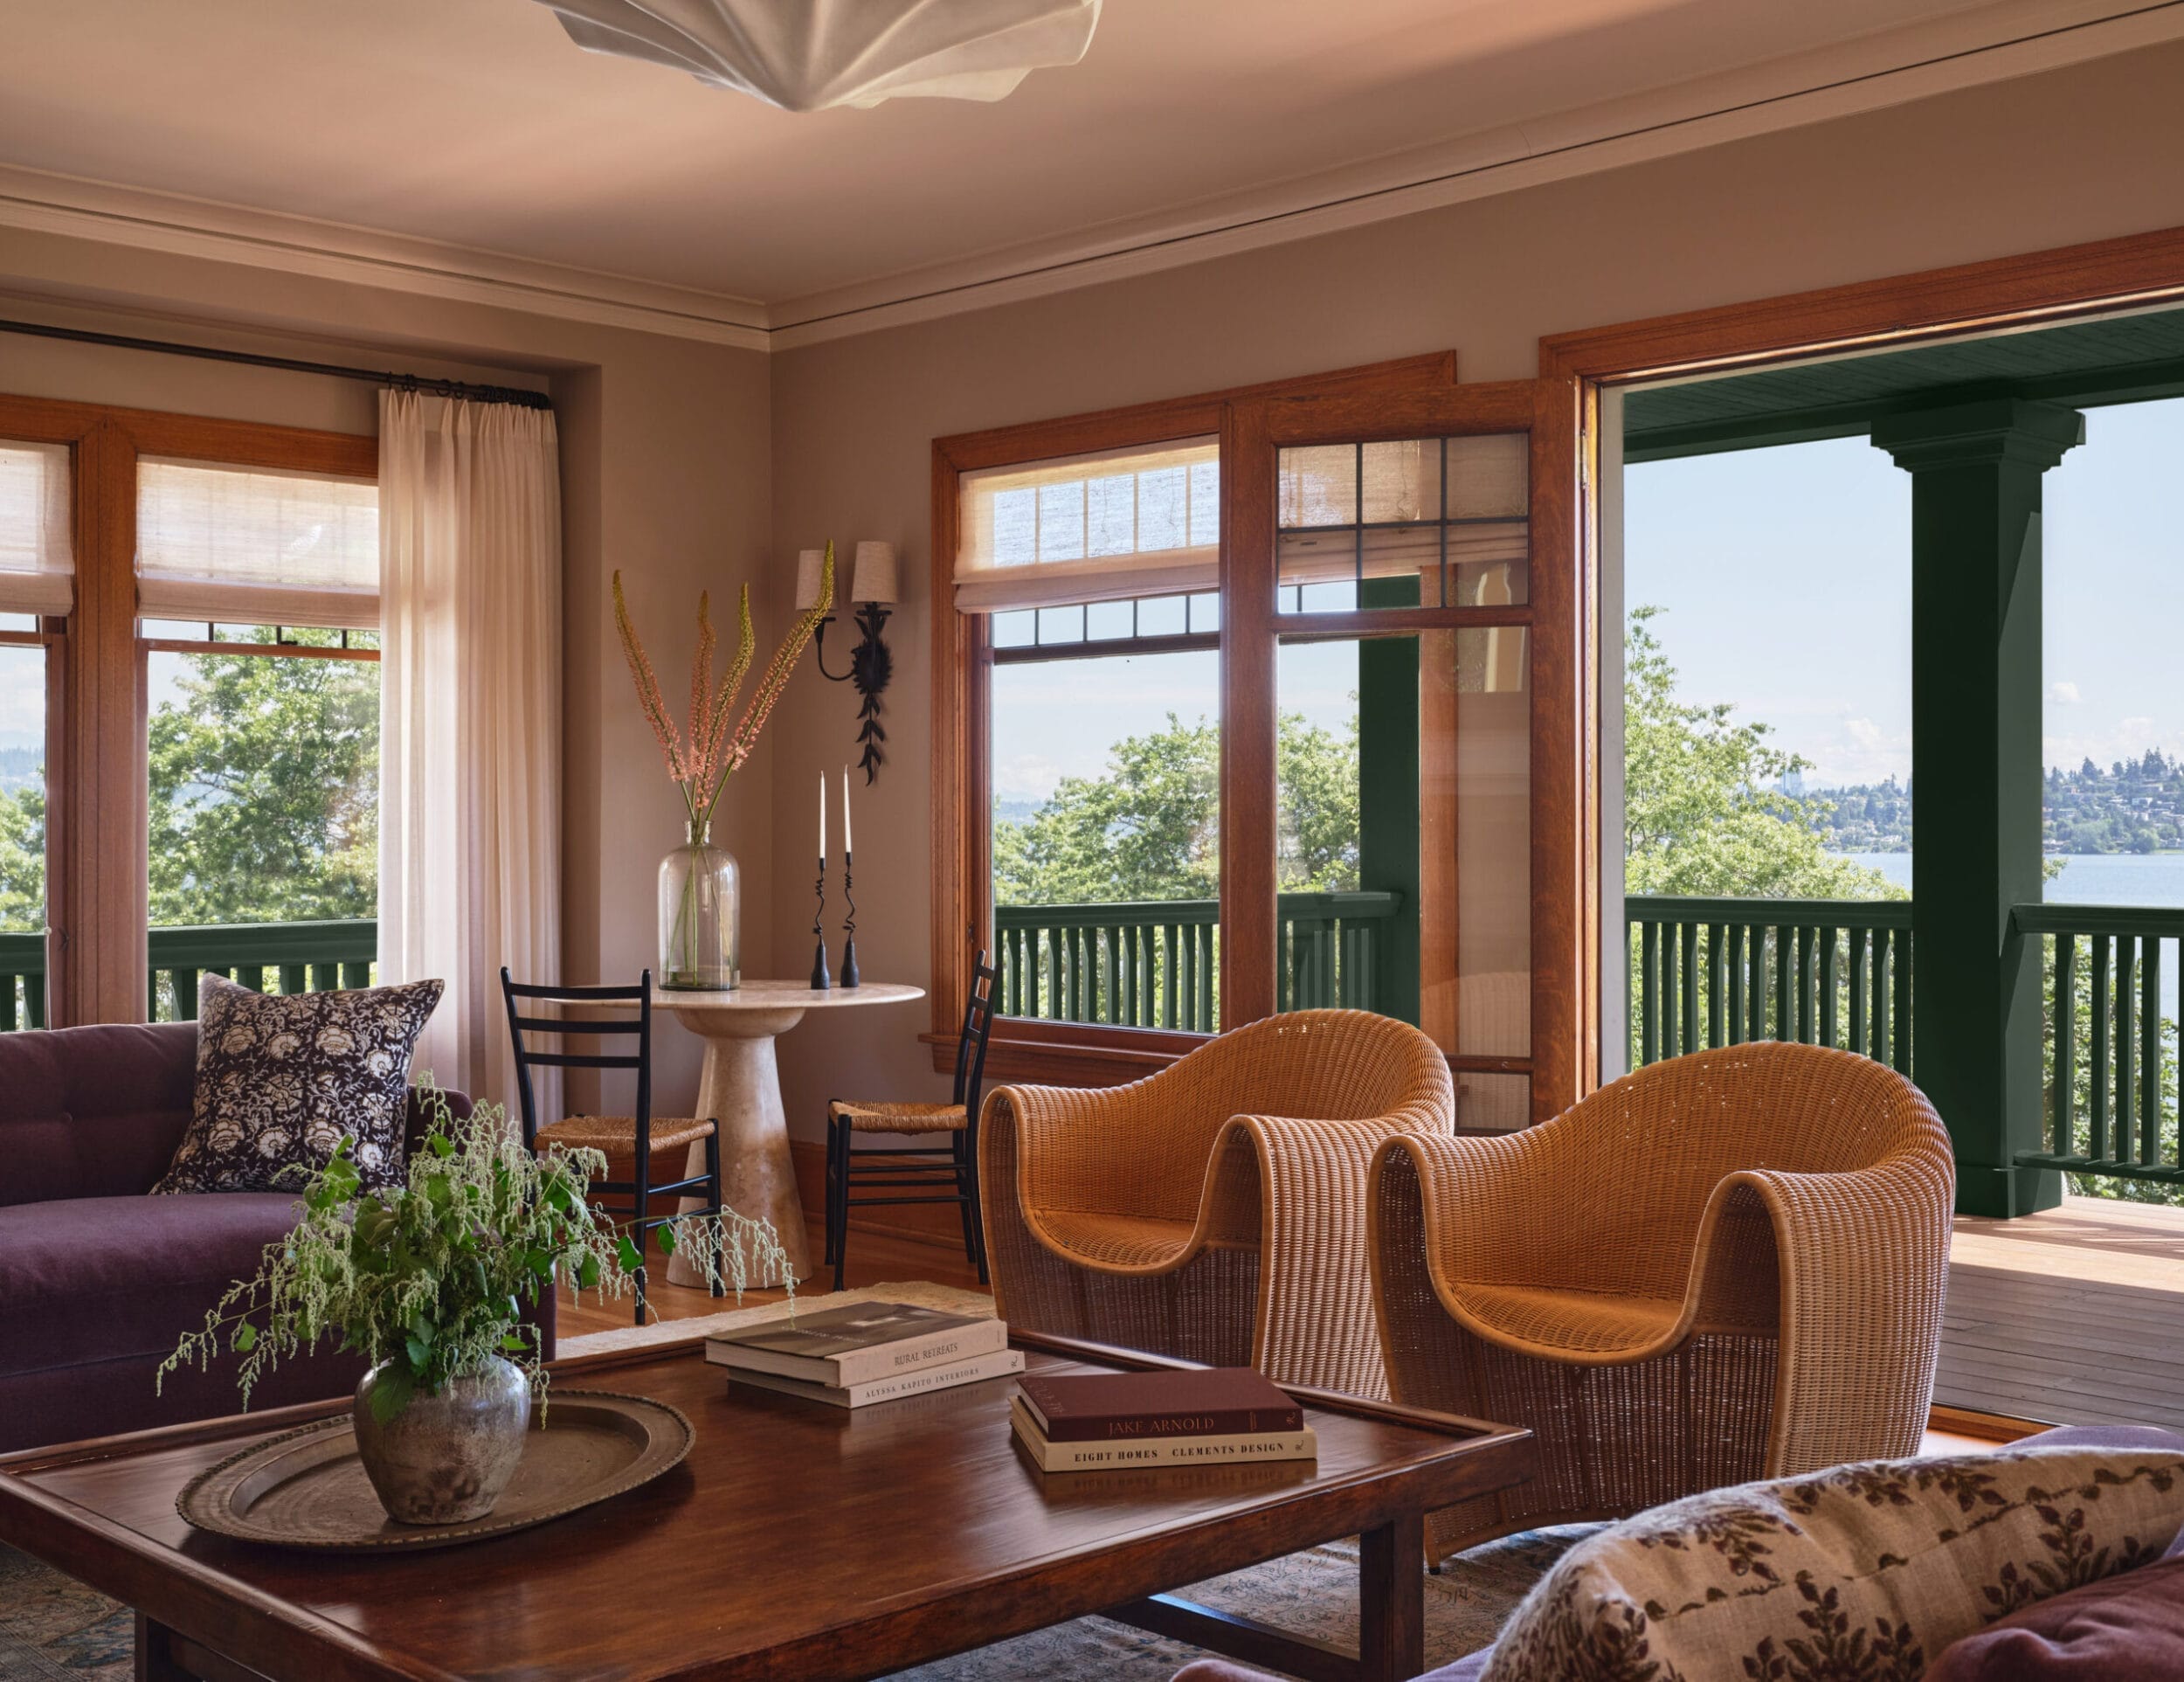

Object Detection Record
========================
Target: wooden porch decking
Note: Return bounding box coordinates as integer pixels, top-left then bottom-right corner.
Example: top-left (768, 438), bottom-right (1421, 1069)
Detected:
top-left (1942, 1194), bottom-right (2184, 1432)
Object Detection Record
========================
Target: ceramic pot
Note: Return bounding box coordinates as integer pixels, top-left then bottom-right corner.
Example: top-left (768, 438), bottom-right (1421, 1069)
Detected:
top-left (659, 819), bottom-right (741, 990)
top-left (352, 1356), bottom-right (531, 1526)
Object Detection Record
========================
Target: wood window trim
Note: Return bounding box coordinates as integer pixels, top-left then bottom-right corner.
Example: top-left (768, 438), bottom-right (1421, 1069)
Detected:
top-left (932, 220), bottom-right (2184, 1104)
top-left (930, 352), bottom-right (1464, 1083)
top-left (139, 638), bottom-right (379, 664)
top-left (1232, 377), bottom-right (1554, 1109)
top-left (1534, 218), bottom-right (2184, 1118)
top-left (0, 391), bottom-right (377, 1026)
top-left (1539, 223), bottom-right (2184, 390)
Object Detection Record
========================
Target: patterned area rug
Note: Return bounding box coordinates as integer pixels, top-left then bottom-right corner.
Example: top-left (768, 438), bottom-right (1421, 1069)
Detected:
top-left (0, 1527), bottom-right (1587, 1681)
top-left (5, 1285), bottom-right (1587, 1679)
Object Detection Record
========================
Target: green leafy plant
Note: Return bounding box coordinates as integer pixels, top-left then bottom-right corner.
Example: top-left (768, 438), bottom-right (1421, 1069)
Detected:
top-left (161, 1080), bottom-right (791, 1422)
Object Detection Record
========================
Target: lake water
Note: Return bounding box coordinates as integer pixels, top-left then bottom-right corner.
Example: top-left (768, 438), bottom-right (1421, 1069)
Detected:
top-left (1839, 851), bottom-right (2184, 905)
top-left (1839, 851), bottom-right (2184, 1016)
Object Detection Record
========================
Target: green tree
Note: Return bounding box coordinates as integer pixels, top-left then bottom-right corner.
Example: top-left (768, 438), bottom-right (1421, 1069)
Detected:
top-left (0, 779), bottom-right (43, 933)
top-left (993, 709), bottom-right (1358, 905)
top-left (0, 633), bottom-right (377, 952)
top-left (1275, 714), bottom-right (1360, 892)
top-left (148, 640), bottom-right (378, 924)
top-left (1623, 606), bottom-right (1897, 900)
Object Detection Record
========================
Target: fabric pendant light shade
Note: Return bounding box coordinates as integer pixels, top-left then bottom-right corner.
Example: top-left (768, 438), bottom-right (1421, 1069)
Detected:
top-left (536, 0), bottom-right (1102, 113)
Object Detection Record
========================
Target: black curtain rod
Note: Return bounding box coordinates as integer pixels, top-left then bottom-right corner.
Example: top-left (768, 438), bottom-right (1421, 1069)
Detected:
top-left (0, 316), bottom-right (554, 411)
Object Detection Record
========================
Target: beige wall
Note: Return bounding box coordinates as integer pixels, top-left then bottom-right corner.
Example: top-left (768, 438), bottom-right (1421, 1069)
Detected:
top-left (764, 37), bottom-right (2184, 1143)
top-left (0, 236), bottom-right (775, 1110)
top-left (8, 34), bottom-right (2184, 1165)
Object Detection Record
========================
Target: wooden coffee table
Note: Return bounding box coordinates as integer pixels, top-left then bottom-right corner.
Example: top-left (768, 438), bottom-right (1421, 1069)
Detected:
top-left (0, 1330), bottom-right (1535, 1682)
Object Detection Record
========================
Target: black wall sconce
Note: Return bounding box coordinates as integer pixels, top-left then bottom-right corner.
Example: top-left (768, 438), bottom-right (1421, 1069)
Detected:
top-left (800, 541), bottom-right (896, 784)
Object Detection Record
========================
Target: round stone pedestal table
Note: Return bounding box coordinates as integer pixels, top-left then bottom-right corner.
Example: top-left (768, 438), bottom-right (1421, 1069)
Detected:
top-left (648, 979), bottom-right (923, 1287)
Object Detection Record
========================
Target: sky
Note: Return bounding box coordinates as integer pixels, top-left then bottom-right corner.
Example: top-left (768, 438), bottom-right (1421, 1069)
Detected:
top-left (1625, 395), bottom-right (2184, 790)
top-left (0, 640), bottom-right (287, 758)
top-left (991, 639), bottom-right (1358, 807)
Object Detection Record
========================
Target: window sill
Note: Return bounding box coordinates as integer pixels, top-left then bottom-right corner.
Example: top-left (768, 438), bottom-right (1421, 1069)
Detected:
top-left (923, 1021), bottom-right (1210, 1087)
top-left (928, 1021), bottom-right (1534, 1089)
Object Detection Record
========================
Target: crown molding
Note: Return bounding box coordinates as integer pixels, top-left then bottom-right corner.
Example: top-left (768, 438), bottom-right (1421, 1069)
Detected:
top-left (767, 0), bottom-right (2184, 348)
top-left (0, 0), bottom-right (2176, 357)
top-left (0, 163), bottom-right (772, 352)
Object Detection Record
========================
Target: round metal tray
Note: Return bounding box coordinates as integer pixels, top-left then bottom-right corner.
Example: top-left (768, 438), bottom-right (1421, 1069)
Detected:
top-left (176, 1389), bottom-right (694, 1552)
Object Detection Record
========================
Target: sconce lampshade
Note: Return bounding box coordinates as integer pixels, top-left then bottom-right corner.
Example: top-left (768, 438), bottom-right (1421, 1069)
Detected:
top-left (534, 0), bottom-right (1102, 114)
top-left (852, 542), bottom-right (900, 606)
top-left (793, 548), bottom-right (828, 611)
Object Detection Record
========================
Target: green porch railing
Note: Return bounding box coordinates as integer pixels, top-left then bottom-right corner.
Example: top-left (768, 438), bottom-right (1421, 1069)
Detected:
top-left (2013, 903), bottom-right (2184, 1186)
top-left (0, 932), bottom-right (45, 1028)
top-left (1626, 895), bottom-right (1913, 1074)
top-left (0, 919), bottom-right (377, 1028)
top-left (993, 890), bottom-right (1401, 1033)
top-left (148, 919), bottom-right (377, 1021)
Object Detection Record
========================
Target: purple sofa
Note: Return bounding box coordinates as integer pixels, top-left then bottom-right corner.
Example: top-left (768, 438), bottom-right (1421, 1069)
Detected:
top-left (0, 1020), bottom-right (552, 1455)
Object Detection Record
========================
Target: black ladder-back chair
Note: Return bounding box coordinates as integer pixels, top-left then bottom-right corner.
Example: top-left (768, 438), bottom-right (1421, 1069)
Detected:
top-left (500, 967), bottom-right (725, 1325)
top-left (825, 952), bottom-right (999, 1292)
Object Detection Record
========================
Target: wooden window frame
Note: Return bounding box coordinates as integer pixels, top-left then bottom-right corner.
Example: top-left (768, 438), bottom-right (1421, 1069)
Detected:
top-left (0, 392), bottom-right (376, 1026)
top-left (1540, 220), bottom-right (2184, 1117)
top-left (938, 222), bottom-right (2184, 1108)
top-left (1232, 378), bottom-right (1547, 1091)
top-left (930, 353), bottom-right (1485, 1085)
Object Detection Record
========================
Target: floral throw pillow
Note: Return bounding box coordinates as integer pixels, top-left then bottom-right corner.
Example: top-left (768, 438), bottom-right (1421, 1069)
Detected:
top-left (152, 973), bottom-right (443, 1197)
top-left (1483, 1446), bottom-right (2184, 1682)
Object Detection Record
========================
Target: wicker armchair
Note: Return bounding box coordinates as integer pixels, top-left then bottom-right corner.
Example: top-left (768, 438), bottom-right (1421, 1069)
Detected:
top-left (1371, 1041), bottom-right (1955, 1558)
top-left (979, 1009), bottom-right (1454, 1397)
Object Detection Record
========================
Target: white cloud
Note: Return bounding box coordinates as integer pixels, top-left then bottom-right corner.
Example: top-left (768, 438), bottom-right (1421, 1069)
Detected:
top-left (2123, 716), bottom-right (2155, 737)
top-left (992, 753), bottom-right (1065, 804)
top-left (2049, 681), bottom-right (2081, 704)
top-left (1800, 716), bottom-right (1911, 789)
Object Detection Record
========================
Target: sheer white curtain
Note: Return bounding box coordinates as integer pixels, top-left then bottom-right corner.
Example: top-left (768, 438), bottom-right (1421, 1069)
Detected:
top-left (377, 391), bottom-right (561, 1114)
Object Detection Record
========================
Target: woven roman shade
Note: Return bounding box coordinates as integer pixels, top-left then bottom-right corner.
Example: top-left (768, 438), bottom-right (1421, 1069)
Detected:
top-left (0, 440), bottom-right (73, 615)
top-left (955, 436), bottom-right (1217, 613)
top-left (1275, 433), bottom-right (1528, 597)
top-left (136, 457), bottom-right (379, 630)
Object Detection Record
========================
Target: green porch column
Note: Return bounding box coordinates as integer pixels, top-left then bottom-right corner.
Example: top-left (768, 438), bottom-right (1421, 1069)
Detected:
top-left (1873, 398), bottom-right (2082, 1217)
top-left (1358, 576), bottom-right (1421, 1024)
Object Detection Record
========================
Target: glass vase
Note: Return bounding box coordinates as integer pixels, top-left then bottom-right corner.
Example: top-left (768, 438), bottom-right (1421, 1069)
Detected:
top-left (658, 820), bottom-right (740, 991)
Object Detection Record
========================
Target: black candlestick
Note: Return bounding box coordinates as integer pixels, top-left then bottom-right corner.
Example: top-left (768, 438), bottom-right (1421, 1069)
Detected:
top-left (810, 855), bottom-right (833, 990)
top-left (840, 849), bottom-right (860, 987)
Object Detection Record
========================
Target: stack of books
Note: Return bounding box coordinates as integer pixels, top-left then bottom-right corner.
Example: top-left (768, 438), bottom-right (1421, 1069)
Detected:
top-left (1010, 1367), bottom-right (1317, 1471)
top-left (705, 1301), bottom-right (1021, 1409)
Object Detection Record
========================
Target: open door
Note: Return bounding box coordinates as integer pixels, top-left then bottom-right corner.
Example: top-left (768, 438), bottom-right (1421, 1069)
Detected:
top-left (1223, 377), bottom-right (1583, 1126)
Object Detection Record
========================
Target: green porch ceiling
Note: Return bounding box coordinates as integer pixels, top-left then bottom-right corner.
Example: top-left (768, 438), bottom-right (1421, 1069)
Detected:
top-left (1625, 305), bottom-right (2184, 460)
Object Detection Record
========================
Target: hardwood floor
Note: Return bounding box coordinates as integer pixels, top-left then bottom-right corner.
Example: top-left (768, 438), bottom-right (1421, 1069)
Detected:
top-left (563, 1194), bottom-right (2175, 1442)
top-left (1941, 1194), bottom-right (2184, 1432)
top-left (556, 1220), bottom-right (989, 1340)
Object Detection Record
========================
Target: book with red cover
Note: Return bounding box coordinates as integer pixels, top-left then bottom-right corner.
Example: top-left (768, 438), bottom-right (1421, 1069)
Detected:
top-left (1015, 1367), bottom-right (1303, 1442)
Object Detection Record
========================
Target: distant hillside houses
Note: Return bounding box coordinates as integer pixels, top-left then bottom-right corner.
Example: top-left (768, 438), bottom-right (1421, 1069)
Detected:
top-left (1795, 750), bottom-right (2184, 855)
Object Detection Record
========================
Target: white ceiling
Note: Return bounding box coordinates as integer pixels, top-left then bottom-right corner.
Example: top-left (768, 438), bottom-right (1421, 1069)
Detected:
top-left (0, 0), bottom-right (2167, 341)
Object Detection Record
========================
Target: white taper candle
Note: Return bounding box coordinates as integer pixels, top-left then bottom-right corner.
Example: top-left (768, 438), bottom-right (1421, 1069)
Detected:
top-left (818, 772), bottom-right (826, 861)
top-left (843, 765), bottom-right (853, 854)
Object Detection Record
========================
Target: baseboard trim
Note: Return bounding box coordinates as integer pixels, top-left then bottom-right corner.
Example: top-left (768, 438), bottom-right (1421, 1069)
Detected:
top-left (1927, 1403), bottom-right (2051, 1443)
